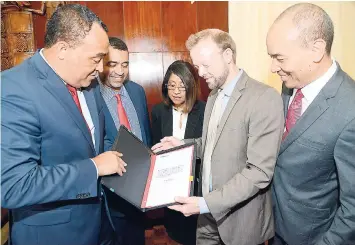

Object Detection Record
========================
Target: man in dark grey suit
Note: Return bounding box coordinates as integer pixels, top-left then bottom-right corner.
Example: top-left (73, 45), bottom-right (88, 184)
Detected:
top-left (267, 3), bottom-right (355, 245)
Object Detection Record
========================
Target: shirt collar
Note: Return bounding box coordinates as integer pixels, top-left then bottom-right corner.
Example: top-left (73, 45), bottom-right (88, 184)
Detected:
top-left (300, 59), bottom-right (337, 103)
top-left (220, 69), bottom-right (244, 97)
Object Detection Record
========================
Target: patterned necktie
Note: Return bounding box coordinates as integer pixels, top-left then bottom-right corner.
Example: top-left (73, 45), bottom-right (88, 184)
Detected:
top-left (67, 84), bottom-right (91, 133)
top-left (283, 89), bottom-right (304, 140)
top-left (115, 94), bottom-right (131, 130)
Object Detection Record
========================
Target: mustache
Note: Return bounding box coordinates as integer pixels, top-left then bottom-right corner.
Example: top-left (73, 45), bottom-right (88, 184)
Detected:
top-left (109, 72), bottom-right (124, 77)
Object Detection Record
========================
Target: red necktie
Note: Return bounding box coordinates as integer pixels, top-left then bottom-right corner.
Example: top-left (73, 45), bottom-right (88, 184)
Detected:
top-left (283, 89), bottom-right (304, 140)
top-left (115, 94), bottom-right (131, 130)
top-left (67, 84), bottom-right (90, 132)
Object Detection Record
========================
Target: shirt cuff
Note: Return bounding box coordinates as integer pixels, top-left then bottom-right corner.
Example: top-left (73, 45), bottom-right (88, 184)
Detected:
top-left (90, 159), bottom-right (99, 179)
top-left (199, 197), bottom-right (210, 214)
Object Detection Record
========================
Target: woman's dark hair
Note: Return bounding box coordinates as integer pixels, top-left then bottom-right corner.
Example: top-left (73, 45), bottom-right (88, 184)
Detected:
top-left (162, 60), bottom-right (198, 113)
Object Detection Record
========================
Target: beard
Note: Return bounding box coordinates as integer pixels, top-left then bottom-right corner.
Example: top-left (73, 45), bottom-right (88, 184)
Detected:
top-left (207, 66), bottom-right (229, 90)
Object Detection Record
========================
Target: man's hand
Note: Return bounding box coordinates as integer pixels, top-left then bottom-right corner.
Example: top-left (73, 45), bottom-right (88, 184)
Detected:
top-left (151, 136), bottom-right (183, 153)
top-left (168, 196), bottom-right (201, 217)
top-left (92, 151), bottom-right (127, 176)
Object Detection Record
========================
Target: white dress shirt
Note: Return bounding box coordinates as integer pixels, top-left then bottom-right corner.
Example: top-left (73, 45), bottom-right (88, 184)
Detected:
top-left (288, 60), bottom-right (337, 114)
top-left (39, 49), bottom-right (95, 147)
top-left (172, 108), bottom-right (188, 140)
top-left (39, 49), bottom-right (99, 177)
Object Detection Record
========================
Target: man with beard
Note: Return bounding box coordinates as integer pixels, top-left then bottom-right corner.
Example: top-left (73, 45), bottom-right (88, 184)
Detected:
top-left (152, 29), bottom-right (284, 245)
top-left (99, 37), bottom-right (151, 245)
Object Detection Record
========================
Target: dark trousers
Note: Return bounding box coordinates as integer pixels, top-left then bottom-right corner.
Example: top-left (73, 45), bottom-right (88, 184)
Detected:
top-left (99, 198), bottom-right (145, 245)
top-left (110, 211), bottom-right (145, 245)
top-left (99, 200), bottom-right (117, 245)
top-left (269, 234), bottom-right (289, 245)
top-left (103, 187), bottom-right (145, 245)
top-left (165, 209), bottom-right (198, 245)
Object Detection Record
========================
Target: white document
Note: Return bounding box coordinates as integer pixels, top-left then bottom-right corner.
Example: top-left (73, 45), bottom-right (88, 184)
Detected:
top-left (145, 145), bottom-right (194, 208)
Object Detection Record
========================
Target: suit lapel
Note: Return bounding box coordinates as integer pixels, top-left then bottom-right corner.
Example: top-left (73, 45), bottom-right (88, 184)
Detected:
top-left (279, 64), bottom-right (343, 154)
top-left (83, 89), bottom-right (100, 154)
top-left (33, 53), bottom-right (95, 153)
top-left (279, 93), bottom-right (329, 154)
top-left (124, 82), bottom-right (146, 141)
top-left (163, 106), bottom-right (173, 137)
top-left (282, 84), bottom-right (293, 119)
top-left (282, 93), bottom-right (291, 119)
top-left (212, 72), bottom-right (247, 150)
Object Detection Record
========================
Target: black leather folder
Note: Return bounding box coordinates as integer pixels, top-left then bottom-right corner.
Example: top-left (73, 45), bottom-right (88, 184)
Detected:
top-left (102, 125), bottom-right (196, 212)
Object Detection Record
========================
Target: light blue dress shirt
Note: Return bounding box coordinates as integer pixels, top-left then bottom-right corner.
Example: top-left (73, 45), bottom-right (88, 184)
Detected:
top-left (100, 83), bottom-right (143, 141)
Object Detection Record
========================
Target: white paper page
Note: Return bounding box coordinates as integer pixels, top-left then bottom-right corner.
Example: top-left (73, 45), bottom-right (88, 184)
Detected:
top-left (145, 146), bottom-right (193, 208)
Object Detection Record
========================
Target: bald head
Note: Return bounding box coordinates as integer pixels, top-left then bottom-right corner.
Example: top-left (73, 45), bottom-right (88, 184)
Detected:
top-left (266, 3), bottom-right (334, 89)
top-left (274, 3), bottom-right (334, 55)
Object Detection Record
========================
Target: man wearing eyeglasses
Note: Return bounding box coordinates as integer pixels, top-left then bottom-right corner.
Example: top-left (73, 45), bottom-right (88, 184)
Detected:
top-left (98, 37), bottom-right (152, 245)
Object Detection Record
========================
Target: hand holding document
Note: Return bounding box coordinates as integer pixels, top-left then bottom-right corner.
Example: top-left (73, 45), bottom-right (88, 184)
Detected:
top-left (151, 136), bottom-right (183, 153)
top-left (102, 126), bottom-right (196, 212)
top-left (92, 151), bottom-right (127, 176)
top-left (168, 196), bottom-right (201, 217)
top-left (142, 146), bottom-right (193, 208)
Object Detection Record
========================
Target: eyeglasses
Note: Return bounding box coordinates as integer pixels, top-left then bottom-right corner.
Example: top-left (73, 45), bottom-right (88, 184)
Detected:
top-left (166, 84), bottom-right (186, 92)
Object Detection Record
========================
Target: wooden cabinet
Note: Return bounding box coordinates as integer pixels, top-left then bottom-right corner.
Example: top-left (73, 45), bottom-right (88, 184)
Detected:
top-left (1, 11), bottom-right (35, 71)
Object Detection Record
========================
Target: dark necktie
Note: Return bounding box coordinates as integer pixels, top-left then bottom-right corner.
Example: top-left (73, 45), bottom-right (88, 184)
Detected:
top-left (283, 89), bottom-right (304, 140)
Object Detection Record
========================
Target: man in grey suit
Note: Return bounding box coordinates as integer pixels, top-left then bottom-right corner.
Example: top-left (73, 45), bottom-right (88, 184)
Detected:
top-left (152, 29), bottom-right (284, 245)
top-left (267, 3), bottom-right (355, 245)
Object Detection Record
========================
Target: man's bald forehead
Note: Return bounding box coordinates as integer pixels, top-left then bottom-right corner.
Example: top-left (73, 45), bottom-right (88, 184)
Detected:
top-left (272, 3), bottom-right (334, 55)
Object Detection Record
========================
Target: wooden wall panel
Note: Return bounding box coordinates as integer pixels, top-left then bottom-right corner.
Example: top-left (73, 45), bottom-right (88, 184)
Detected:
top-left (162, 2), bottom-right (197, 52)
top-left (31, 1), bottom-right (46, 49)
top-left (129, 52), bottom-right (164, 112)
top-left (27, 1), bottom-right (229, 107)
top-left (197, 1), bottom-right (229, 32)
top-left (123, 2), bottom-right (161, 52)
top-left (162, 52), bottom-right (192, 75)
top-left (86, 1), bottom-right (124, 38)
